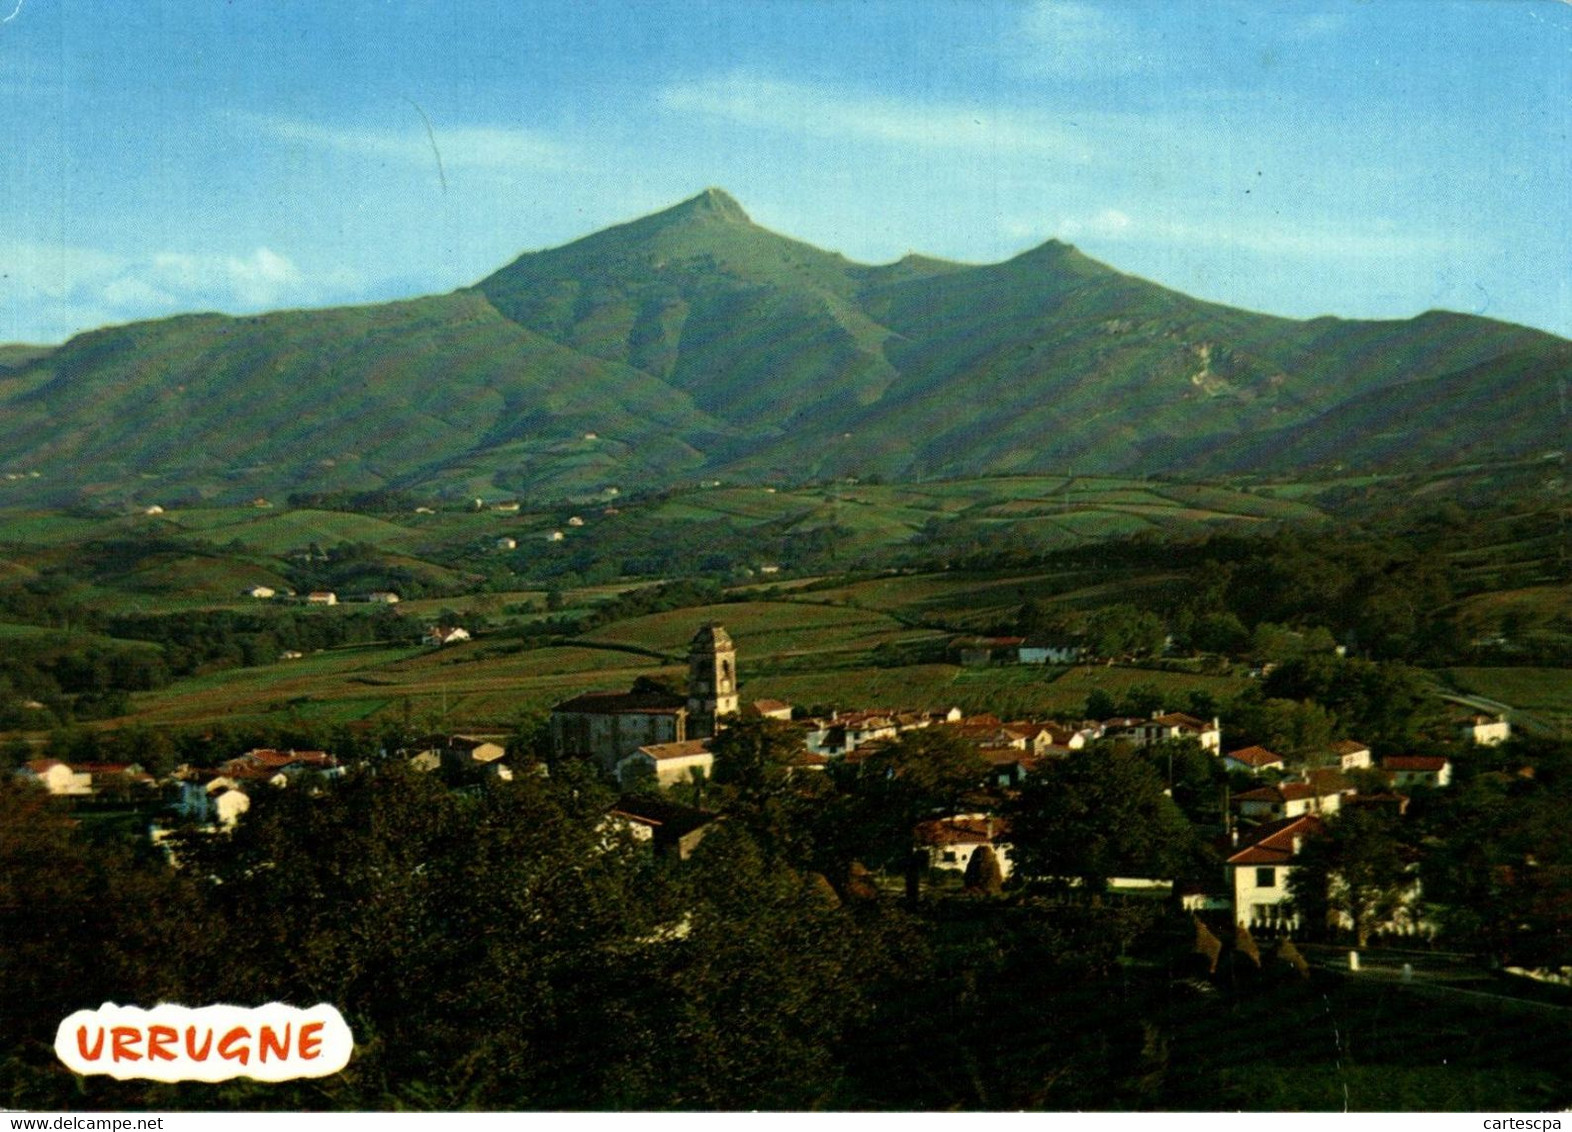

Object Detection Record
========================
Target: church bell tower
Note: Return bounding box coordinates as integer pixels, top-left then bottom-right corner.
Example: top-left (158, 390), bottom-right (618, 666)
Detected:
top-left (687, 622), bottom-right (738, 739)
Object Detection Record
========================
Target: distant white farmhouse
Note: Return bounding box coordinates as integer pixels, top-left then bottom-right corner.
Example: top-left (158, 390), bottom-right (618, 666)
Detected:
top-left (1459, 715), bottom-right (1511, 747)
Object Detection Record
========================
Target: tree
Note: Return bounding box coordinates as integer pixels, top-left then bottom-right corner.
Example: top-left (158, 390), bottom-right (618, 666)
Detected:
top-left (1288, 807), bottom-right (1414, 946)
top-left (1006, 745), bottom-right (1196, 897)
top-left (963, 844), bottom-right (1004, 896)
top-left (829, 728), bottom-right (991, 873)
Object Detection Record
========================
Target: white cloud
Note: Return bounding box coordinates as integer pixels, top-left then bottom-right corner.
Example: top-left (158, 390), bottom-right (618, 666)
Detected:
top-left (240, 114), bottom-right (577, 174)
top-left (1046, 207), bottom-right (1480, 261)
top-left (0, 240), bottom-right (361, 344)
top-left (658, 74), bottom-right (1094, 161)
top-left (1014, 0), bottom-right (1156, 78)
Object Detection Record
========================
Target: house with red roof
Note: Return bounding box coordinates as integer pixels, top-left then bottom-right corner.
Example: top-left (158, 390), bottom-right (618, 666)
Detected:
top-left (1383, 755), bottom-right (1452, 789)
top-left (1105, 711), bottom-right (1221, 754)
top-left (1223, 745), bottom-right (1286, 775)
top-left (1234, 778), bottom-right (1351, 822)
top-left (915, 814), bottom-right (1013, 879)
top-left (1226, 814), bottom-right (1325, 931)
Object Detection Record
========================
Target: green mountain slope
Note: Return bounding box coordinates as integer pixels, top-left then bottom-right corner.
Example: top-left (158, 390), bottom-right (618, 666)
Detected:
top-left (0, 189), bottom-right (1565, 503)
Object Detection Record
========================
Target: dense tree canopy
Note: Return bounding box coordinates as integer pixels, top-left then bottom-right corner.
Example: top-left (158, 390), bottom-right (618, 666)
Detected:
top-left (1006, 745), bottom-right (1197, 896)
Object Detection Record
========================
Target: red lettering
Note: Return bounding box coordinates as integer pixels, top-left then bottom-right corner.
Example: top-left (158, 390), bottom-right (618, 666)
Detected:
top-left (110, 1026), bottom-right (144, 1062)
top-left (184, 1026), bottom-right (213, 1061)
top-left (298, 1021), bottom-right (324, 1061)
top-left (258, 1024), bottom-right (290, 1063)
top-left (75, 1026), bottom-right (105, 1061)
top-left (217, 1026), bottom-right (251, 1065)
top-left (146, 1025), bottom-right (178, 1061)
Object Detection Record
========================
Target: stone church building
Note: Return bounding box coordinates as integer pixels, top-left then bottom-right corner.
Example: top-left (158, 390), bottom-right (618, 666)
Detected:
top-left (550, 623), bottom-right (738, 771)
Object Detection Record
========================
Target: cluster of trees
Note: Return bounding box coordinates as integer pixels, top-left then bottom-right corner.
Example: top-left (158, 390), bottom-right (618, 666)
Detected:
top-left (502, 514), bottom-right (854, 588)
top-left (282, 541), bottom-right (449, 601)
top-left (0, 754), bottom-right (1187, 1111)
top-left (7, 711), bottom-right (1572, 1110)
top-left (998, 514), bottom-right (1564, 668)
top-left (107, 606), bottom-right (415, 677)
top-left (0, 639), bottom-right (170, 726)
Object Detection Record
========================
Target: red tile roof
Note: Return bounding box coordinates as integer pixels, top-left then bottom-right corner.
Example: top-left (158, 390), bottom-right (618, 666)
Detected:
top-left (1154, 712), bottom-right (1212, 730)
top-left (1384, 755), bottom-right (1449, 772)
top-left (1226, 745), bottom-right (1285, 769)
top-left (1226, 814), bottom-right (1324, 866)
top-left (914, 815), bottom-right (1008, 847)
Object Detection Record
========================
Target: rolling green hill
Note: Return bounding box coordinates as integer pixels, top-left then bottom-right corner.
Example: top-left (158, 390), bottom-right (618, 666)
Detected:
top-left (0, 189), bottom-right (1565, 505)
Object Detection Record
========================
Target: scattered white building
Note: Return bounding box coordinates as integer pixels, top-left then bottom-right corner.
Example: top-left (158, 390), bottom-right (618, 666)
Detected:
top-left (1459, 715), bottom-right (1511, 747)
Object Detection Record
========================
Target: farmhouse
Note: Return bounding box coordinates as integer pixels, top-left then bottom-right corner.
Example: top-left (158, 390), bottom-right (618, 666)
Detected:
top-left (1459, 714), bottom-right (1511, 746)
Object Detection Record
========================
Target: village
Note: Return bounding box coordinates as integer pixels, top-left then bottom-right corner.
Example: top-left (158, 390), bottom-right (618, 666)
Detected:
top-left (14, 620), bottom-right (1515, 948)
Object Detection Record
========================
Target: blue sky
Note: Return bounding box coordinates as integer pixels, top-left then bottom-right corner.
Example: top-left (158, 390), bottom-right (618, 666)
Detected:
top-left (2, 0), bottom-right (1569, 345)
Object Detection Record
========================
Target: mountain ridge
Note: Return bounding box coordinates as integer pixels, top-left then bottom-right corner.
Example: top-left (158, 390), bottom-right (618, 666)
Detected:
top-left (0, 190), bottom-right (1565, 505)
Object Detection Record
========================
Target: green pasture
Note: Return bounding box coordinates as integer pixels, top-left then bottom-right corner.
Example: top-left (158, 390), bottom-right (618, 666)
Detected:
top-left (1444, 667), bottom-right (1572, 728)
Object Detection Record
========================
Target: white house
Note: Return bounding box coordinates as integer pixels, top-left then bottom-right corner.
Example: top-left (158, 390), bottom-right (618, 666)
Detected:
top-left (495, 537), bottom-right (518, 551)
top-left (367, 591), bottom-right (401, 604)
top-left (1384, 755), bottom-right (1453, 789)
top-left (1234, 780), bottom-right (1348, 822)
top-left (244, 585), bottom-right (277, 599)
top-left (16, 759), bottom-right (93, 796)
top-left (616, 738), bottom-right (714, 788)
top-left (915, 814), bottom-right (1013, 879)
top-left (1223, 745), bottom-right (1287, 775)
top-left (746, 699), bottom-right (794, 722)
top-left (1227, 814), bottom-right (1324, 930)
top-left (1108, 711), bottom-right (1222, 754)
top-left (306, 591), bottom-right (338, 606)
top-left (1330, 739), bottom-right (1373, 770)
top-left (1459, 715), bottom-right (1511, 747)
top-left (427, 626), bottom-right (471, 646)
